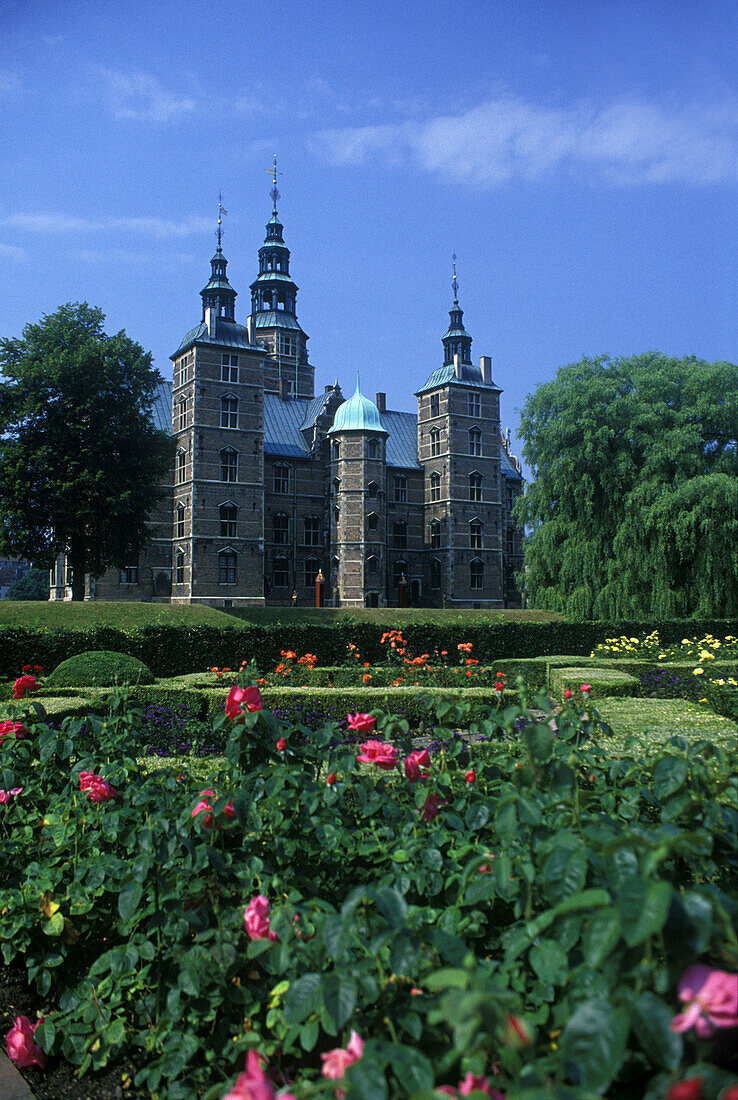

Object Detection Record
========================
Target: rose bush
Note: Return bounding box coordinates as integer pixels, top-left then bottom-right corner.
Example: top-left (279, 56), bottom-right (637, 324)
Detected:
top-left (0, 673), bottom-right (736, 1098)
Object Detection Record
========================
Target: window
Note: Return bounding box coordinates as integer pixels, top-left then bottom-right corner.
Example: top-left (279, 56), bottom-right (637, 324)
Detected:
top-left (273, 513), bottom-right (289, 545)
top-left (65, 560), bottom-right (73, 587)
top-left (429, 472), bottom-right (441, 502)
top-left (430, 393), bottom-right (440, 418)
top-left (220, 503), bottom-right (237, 538)
top-left (468, 428), bottom-right (482, 456)
top-left (506, 484), bottom-right (515, 512)
top-left (220, 449), bottom-right (238, 482)
top-left (174, 355), bottom-right (188, 389)
top-left (393, 561), bottom-right (407, 588)
top-left (278, 334), bottom-right (296, 356)
top-left (367, 439), bottom-right (378, 458)
top-left (430, 557), bottom-right (442, 591)
top-left (332, 440), bottom-right (340, 460)
top-left (273, 557), bottom-right (289, 587)
top-left (468, 392), bottom-right (481, 417)
top-left (177, 397), bottom-right (187, 432)
top-left (367, 481), bottom-right (378, 499)
top-left (393, 521), bottom-right (407, 549)
top-left (430, 428), bottom-right (441, 457)
top-left (470, 519), bottom-right (483, 549)
top-left (176, 450), bottom-right (186, 485)
top-left (333, 506), bottom-right (340, 524)
top-left (221, 353), bottom-right (239, 382)
top-left (367, 512), bottom-right (379, 532)
top-left (303, 558), bottom-right (320, 587)
top-left (221, 395), bottom-right (238, 429)
top-left (394, 474), bottom-right (407, 502)
top-left (469, 472), bottom-right (483, 502)
top-left (219, 549), bottom-right (237, 584)
top-left (273, 464), bottom-right (289, 494)
top-left (366, 554), bottom-right (378, 575)
top-left (175, 550), bottom-right (185, 585)
top-left (304, 515), bottom-right (321, 546)
top-left (470, 558), bottom-right (483, 590)
top-left (429, 519), bottom-right (441, 549)
top-left (507, 529), bottom-right (515, 556)
top-left (332, 477), bottom-right (341, 495)
top-left (120, 566), bottom-right (138, 584)
top-left (176, 503), bottom-right (185, 539)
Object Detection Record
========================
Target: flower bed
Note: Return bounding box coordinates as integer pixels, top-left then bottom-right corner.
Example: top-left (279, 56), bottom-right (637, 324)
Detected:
top-left (1, 670), bottom-right (737, 1100)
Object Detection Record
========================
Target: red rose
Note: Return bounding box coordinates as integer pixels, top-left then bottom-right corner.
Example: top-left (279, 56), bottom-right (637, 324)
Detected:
top-left (12, 675), bottom-right (39, 700)
top-left (580, 683), bottom-right (592, 694)
top-left (563, 689), bottom-right (573, 700)
top-left (494, 682), bottom-right (504, 693)
top-left (79, 771), bottom-right (119, 803)
top-left (327, 772), bottom-right (337, 786)
top-left (404, 749), bottom-right (431, 782)
top-left (225, 685), bottom-right (263, 722)
top-left (356, 740), bottom-right (398, 770)
top-left (347, 712), bottom-right (375, 733)
top-left (276, 737), bottom-right (286, 752)
top-left (465, 769), bottom-right (476, 784)
top-left (0, 721), bottom-right (28, 745)
top-left (667, 1079), bottom-right (703, 1100)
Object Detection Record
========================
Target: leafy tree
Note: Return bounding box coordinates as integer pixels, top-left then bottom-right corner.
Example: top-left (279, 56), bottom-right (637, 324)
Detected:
top-left (0, 303), bottom-right (173, 600)
top-left (4, 567), bottom-right (49, 601)
top-left (517, 352), bottom-right (738, 619)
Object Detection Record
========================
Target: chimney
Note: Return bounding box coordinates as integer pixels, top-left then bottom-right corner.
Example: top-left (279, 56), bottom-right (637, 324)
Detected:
top-left (376, 392), bottom-right (386, 413)
top-left (279, 378), bottom-right (290, 401)
top-left (454, 352), bottom-right (462, 379)
top-left (205, 306), bottom-right (217, 338)
top-left (480, 356), bottom-right (491, 384)
top-left (246, 316), bottom-right (252, 343)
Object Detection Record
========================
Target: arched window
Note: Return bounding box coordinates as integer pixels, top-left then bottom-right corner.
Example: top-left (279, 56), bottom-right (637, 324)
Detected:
top-left (470, 558), bottom-right (483, 590)
top-left (221, 395), bottom-right (238, 429)
top-left (430, 557), bottom-right (442, 591)
top-left (273, 464), bottom-right (289, 494)
top-left (220, 448), bottom-right (237, 482)
top-left (220, 502), bottom-right (237, 538)
top-left (469, 472), bottom-right (483, 502)
top-left (367, 512), bottom-right (379, 532)
top-left (470, 519), bottom-right (483, 549)
top-left (273, 557), bottom-right (289, 587)
top-left (177, 396), bottom-right (187, 432)
top-left (176, 450), bottom-right (186, 485)
top-left (304, 515), bottom-right (321, 546)
top-left (429, 519), bottom-right (441, 549)
top-left (333, 506), bottom-right (340, 524)
top-left (468, 428), bottom-right (482, 456)
top-left (393, 474), bottom-right (407, 502)
top-left (367, 481), bottom-right (378, 499)
top-left (273, 513), bottom-right (289, 545)
top-left (366, 554), bottom-right (378, 575)
top-left (303, 558), bottom-right (320, 587)
top-left (430, 472), bottom-right (441, 502)
top-left (392, 521), bottom-right (407, 549)
top-left (175, 502), bottom-right (185, 539)
top-left (367, 439), bottom-right (378, 458)
top-left (175, 549), bottom-right (185, 585)
top-left (219, 548), bottom-right (237, 584)
top-left (430, 428), bottom-right (441, 457)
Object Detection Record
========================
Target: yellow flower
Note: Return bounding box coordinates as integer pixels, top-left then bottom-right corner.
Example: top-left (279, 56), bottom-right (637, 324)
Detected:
top-left (693, 668), bottom-right (704, 675)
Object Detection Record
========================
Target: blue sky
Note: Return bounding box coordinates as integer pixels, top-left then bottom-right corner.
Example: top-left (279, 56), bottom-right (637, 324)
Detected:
top-left (1, 0), bottom-right (736, 470)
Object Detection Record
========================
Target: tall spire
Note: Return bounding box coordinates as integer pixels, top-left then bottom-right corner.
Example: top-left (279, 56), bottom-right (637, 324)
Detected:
top-left (216, 191), bottom-right (227, 250)
top-left (442, 253), bottom-right (472, 365)
top-left (452, 251), bottom-right (459, 305)
top-left (200, 193), bottom-right (236, 322)
top-left (268, 154), bottom-right (281, 215)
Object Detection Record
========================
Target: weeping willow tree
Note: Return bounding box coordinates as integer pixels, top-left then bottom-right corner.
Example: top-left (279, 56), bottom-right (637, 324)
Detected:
top-left (518, 352), bottom-right (738, 619)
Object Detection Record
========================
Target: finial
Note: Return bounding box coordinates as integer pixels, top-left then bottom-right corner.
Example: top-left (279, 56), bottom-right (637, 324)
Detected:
top-left (355, 371), bottom-right (361, 394)
top-left (216, 191), bottom-right (227, 249)
top-left (452, 252), bottom-right (459, 304)
top-left (267, 154), bottom-right (281, 213)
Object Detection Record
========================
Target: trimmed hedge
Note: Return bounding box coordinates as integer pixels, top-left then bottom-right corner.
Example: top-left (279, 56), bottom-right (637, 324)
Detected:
top-left (47, 650), bottom-right (154, 687)
top-left (1, 619), bottom-right (737, 679)
top-left (549, 667), bottom-right (640, 699)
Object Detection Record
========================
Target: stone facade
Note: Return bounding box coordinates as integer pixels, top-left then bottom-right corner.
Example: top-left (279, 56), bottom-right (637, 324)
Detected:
top-left (51, 196), bottom-right (524, 608)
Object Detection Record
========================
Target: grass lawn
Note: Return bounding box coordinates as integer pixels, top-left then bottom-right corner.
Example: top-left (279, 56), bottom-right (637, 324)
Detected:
top-left (0, 601), bottom-right (243, 630)
top-left (595, 697), bottom-right (738, 751)
top-left (228, 606), bottom-right (565, 626)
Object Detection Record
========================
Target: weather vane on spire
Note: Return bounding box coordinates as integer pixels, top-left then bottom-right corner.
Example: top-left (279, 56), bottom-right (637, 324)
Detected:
top-left (267, 154), bottom-right (281, 212)
top-left (216, 191), bottom-right (228, 248)
top-left (452, 252), bottom-right (459, 303)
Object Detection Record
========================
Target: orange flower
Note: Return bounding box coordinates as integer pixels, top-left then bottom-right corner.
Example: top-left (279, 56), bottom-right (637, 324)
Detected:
top-left (362, 673), bottom-right (372, 683)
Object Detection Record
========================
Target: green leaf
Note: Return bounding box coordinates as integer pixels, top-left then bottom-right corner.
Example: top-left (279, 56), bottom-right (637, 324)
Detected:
top-left (495, 799), bottom-right (518, 844)
top-left (525, 723), bottom-right (554, 763)
top-left (617, 878), bottom-right (673, 946)
top-left (43, 911), bottom-right (65, 936)
top-left (464, 802), bottom-right (490, 831)
top-left (117, 878), bottom-right (143, 923)
top-left (283, 973), bottom-right (321, 1025)
top-left (299, 1018), bottom-right (319, 1052)
top-left (323, 914), bottom-right (349, 960)
top-left (322, 972), bottom-right (357, 1029)
top-left (540, 847), bottom-right (587, 904)
top-left (529, 940), bottom-right (568, 985)
top-left (423, 968), bottom-right (468, 992)
top-left (387, 1045), bottom-right (434, 1091)
top-left (632, 992), bottom-right (683, 1070)
top-left (464, 873), bottom-right (496, 906)
top-left (653, 757), bottom-right (689, 800)
top-left (344, 1054), bottom-right (388, 1100)
top-left (375, 886), bottom-right (408, 928)
top-left (34, 1018), bottom-right (56, 1053)
top-left (560, 999), bottom-right (629, 1092)
top-left (583, 908), bottom-right (621, 967)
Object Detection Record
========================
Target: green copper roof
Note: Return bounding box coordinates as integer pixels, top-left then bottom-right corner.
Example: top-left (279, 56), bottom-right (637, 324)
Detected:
top-left (170, 319), bottom-right (262, 358)
top-left (416, 360), bottom-right (501, 395)
top-left (328, 379), bottom-right (388, 435)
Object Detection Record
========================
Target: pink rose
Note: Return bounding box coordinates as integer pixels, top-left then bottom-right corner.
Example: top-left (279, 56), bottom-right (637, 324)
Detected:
top-left (244, 895), bottom-right (278, 943)
top-left (0, 787), bottom-right (23, 804)
top-left (357, 739), bottom-right (398, 770)
top-left (6, 1015), bottom-right (46, 1069)
top-left (221, 1050), bottom-right (296, 1100)
top-left (321, 1030), bottom-right (364, 1095)
top-left (420, 791), bottom-right (442, 822)
top-left (0, 720), bottom-right (27, 745)
top-left (12, 674), bottom-right (39, 699)
top-left (671, 964), bottom-right (738, 1037)
top-left (79, 771), bottom-right (118, 803)
top-left (191, 788), bottom-right (235, 829)
top-left (226, 685), bottom-right (263, 722)
top-left (347, 712), bottom-right (375, 733)
top-left (580, 683), bottom-right (591, 694)
top-left (404, 748), bottom-right (431, 781)
top-left (459, 1074), bottom-right (504, 1097)
top-left (667, 1080), bottom-right (703, 1100)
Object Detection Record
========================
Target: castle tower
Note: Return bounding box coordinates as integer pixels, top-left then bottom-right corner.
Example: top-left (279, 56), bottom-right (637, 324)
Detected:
top-left (328, 380), bottom-right (389, 607)
top-left (169, 198), bottom-right (267, 607)
top-left (249, 159), bottom-right (314, 400)
top-left (416, 261), bottom-right (504, 606)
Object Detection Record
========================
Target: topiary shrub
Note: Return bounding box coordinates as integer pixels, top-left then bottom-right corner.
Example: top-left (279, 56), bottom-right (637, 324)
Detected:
top-left (47, 650), bottom-right (155, 687)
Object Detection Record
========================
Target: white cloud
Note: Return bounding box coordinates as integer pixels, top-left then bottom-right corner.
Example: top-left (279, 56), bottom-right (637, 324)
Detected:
top-left (0, 243), bottom-right (25, 261)
top-left (95, 66), bottom-right (197, 122)
top-left (71, 248), bottom-right (194, 265)
top-left (2, 213), bottom-right (211, 238)
top-left (311, 93), bottom-right (738, 186)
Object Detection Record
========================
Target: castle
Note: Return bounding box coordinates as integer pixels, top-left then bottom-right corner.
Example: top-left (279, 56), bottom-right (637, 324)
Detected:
top-left (51, 186), bottom-right (523, 608)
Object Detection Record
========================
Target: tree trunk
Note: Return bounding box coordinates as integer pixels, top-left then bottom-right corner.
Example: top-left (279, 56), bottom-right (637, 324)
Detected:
top-left (69, 534), bottom-right (86, 602)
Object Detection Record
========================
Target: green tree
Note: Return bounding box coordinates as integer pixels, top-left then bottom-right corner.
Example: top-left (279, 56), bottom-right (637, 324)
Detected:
top-left (0, 303), bottom-right (173, 601)
top-left (517, 352), bottom-right (738, 619)
top-left (4, 567), bottom-right (49, 601)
